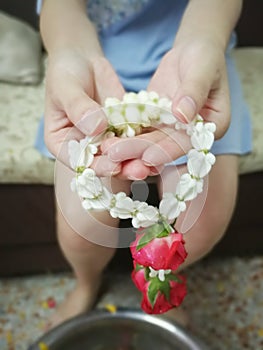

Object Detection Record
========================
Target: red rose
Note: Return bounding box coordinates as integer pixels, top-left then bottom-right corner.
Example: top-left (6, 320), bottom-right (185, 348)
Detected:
top-left (141, 290), bottom-right (172, 314)
top-left (131, 261), bottom-right (146, 291)
top-left (169, 276), bottom-right (187, 307)
top-left (131, 263), bottom-right (187, 314)
top-left (131, 228), bottom-right (187, 271)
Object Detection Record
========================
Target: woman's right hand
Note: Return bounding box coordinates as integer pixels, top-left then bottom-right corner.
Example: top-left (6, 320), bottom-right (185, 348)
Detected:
top-left (44, 49), bottom-right (125, 175)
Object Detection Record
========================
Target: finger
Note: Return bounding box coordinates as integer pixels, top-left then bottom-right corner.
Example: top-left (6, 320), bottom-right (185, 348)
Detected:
top-left (57, 75), bottom-right (108, 136)
top-left (104, 130), bottom-right (167, 162)
top-left (171, 61), bottom-right (214, 123)
top-left (101, 136), bottom-right (163, 177)
top-left (199, 71), bottom-right (230, 139)
top-left (147, 50), bottom-right (179, 100)
top-left (148, 165), bottom-right (164, 176)
top-left (90, 155), bottom-right (121, 177)
top-left (142, 129), bottom-right (191, 166)
top-left (117, 159), bottom-right (151, 180)
top-left (93, 57), bottom-right (125, 103)
top-left (100, 136), bottom-right (120, 154)
top-left (44, 103), bottom-right (87, 166)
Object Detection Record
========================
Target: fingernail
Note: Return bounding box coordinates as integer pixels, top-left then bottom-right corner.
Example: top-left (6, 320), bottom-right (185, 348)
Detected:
top-left (175, 96), bottom-right (196, 123)
top-left (128, 175), bottom-right (143, 180)
top-left (110, 164), bottom-right (121, 175)
top-left (78, 110), bottom-right (107, 135)
top-left (149, 167), bottom-right (160, 175)
top-left (143, 161), bottom-right (156, 167)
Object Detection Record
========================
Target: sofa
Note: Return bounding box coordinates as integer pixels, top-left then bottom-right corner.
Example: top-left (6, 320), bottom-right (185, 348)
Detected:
top-left (0, 2), bottom-right (262, 276)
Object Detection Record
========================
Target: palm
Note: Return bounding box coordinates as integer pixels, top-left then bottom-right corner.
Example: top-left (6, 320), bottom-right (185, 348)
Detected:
top-left (103, 43), bottom-right (230, 179)
top-left (44, 52), bottom-right (124, 163)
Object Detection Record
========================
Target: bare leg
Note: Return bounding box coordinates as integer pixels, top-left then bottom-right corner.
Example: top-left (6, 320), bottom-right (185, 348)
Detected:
top-left (47, 161), bottom-right (131, 329)
top-left (158, 155), bottom-right (238, 267)
top-left (157, 155), bottom-right (239, 322)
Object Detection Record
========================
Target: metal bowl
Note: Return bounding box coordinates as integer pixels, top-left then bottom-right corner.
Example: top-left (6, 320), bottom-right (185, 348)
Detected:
top-left (29, 309), bottom-right (208, 350)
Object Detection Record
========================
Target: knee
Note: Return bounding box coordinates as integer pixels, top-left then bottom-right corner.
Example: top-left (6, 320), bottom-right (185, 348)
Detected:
top-left (57, 219), bottom-right (98, 253)
top-left (56, 207), bottom-right (120, 250)
top-left (183, 215), bottom-right (229, 266)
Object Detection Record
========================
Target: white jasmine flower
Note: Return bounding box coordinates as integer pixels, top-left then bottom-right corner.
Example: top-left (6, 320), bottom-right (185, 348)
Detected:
top-left (124, 105), bottom-right (141, 124)
top-left (68, 137), bottom-right (97, 170)
top-left (191, 122), bottom-right (216, 150)
top-left (159, 193), bottom-right (186, 221)
top-left (82, 186), bottom-right (113, 211)
top-left (149, 104), bottom-right (162, 121)
top-left (107, 109), bottom-right (126, 127)
top-left (175, 121), bottom-right (187, 131)
top-left (70, 177), bottom-right (77, 192)
top-left (104, 97), bottom-right (121, 107)
top-left (137, 90), bottom-right (150, 103)
top-left (75, 168), bottom-right (103, 199)
top-left (132, 202), bottom-right (159, 228)
top-left (176, 115), bottom-right (204, 136)
top-left (121, 124), bottom-right (136, 138)
top-left (157, 97), bottom-right (172, 110)
top-left (123, 92), bottom-right (139, 103)
top-left (104, 131), bottom-right (116, 139)
top-left (110, 192), bottom-right (135, 219)
top-left (148, 91), bottom-right (159, 102)
top-left (176, 173), bottom-right (204, 201)
top-left (149, 267), bottom-right (171, 282)
top-left (185, 121), bottom-right (198, 136)
top-left (140, 104), bottom-right (159, 126)
top-left (159, 110), bottom-right (176, 125)
top-left (187, 149), bottom-right (216, 178)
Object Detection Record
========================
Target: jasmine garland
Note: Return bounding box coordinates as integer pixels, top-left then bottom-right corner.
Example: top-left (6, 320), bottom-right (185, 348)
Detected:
top-left (68, 91), bottom-right (216, 314)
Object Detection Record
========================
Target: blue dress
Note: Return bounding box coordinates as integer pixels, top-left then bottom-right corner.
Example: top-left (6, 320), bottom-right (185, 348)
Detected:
top-left (35, 0), bottom-right (252, 162)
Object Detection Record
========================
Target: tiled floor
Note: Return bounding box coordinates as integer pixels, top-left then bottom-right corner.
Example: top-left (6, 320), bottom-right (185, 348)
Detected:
top-left (0, 257), bottom-right (263, 350)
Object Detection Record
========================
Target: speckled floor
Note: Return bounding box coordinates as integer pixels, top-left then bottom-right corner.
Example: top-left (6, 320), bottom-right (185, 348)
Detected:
top-left (0, 257), bottom-right (263, 350)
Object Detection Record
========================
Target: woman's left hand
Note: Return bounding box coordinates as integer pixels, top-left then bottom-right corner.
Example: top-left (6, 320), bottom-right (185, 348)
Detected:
top-left (102, 39), bottom-right (230, 180)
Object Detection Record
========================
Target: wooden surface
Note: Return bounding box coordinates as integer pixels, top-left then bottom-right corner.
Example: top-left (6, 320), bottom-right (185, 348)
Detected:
top-left (1, 172), bottom-right (262, 276)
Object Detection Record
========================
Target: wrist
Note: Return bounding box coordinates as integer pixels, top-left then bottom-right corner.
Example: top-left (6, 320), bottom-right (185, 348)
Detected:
top-left (174, 18), bottom-right (230, 53)
top-left (47, 44), bottom-right (104, 62)
top-left (173, 33), bottom-right (226, 60)
top-left (40, 0), bottom-right (103, 59)
top-left (175, 0), bottom-right (242, 52)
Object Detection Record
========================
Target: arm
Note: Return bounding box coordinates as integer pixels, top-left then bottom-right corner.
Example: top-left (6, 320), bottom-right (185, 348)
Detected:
top-left (40, 0), bottom-right (102, 57)
top-left (175, 0), bottom-right (242, 51)
top-left (39, 0), bottom-right (124, 173)
top-left (102, 0), bottom-right (244, 177)
top-left (165, 0), bottom-right (243, 135)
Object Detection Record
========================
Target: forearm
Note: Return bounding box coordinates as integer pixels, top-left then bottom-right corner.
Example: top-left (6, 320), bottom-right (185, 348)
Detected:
top-left (39, 0), bottom-right (103, 57)
top-left (175, 0), bottom-right (243, 51)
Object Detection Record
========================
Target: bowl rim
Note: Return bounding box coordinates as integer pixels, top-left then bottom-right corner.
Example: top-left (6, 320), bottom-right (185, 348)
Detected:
top-left (29, 308), bottom-right (209, 350)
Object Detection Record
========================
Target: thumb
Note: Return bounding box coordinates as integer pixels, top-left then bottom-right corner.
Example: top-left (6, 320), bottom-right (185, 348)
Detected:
top-left (62, 82), bottom-right (108, 136)
top-left (172, 69), bottom-right (211, 123)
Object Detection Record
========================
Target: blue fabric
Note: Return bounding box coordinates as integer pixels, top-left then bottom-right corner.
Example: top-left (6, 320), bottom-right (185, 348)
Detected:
top-left (35, 0), bottom-right (252, 162)
top-left (35, 117), bottom-right (54, 159)
top-left (99, 0), bottom-right (188, 91)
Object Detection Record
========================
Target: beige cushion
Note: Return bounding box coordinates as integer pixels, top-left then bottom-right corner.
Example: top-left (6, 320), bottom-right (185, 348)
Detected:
top-left (0, 73), bottom-right (54, 184)
top-left (232, 48), bottom-right (263, 174)
top-left (0, 48), bottom-right (262, 184)
top-left (0, 12), bottom-right (42, 85)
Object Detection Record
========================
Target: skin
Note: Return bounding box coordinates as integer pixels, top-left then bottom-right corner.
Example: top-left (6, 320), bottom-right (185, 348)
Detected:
top-left (39, 0), bottom-right (243, 329)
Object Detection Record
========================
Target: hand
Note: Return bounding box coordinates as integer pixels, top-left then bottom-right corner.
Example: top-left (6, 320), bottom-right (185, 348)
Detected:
top-left (44, 49), bottom-right (124, 175)
top-left (102, 39), bottom-right (230, 179)
top-left (101, 127), bottom-right (191, 180)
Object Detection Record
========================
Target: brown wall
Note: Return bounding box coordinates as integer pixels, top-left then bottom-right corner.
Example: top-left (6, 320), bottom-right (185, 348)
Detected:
top-left (0, 0), bottom-right (38, 29)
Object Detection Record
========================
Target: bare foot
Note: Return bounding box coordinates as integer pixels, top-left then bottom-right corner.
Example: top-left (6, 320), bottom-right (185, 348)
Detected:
top-left (45, 279), bottom-right (101, 331)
